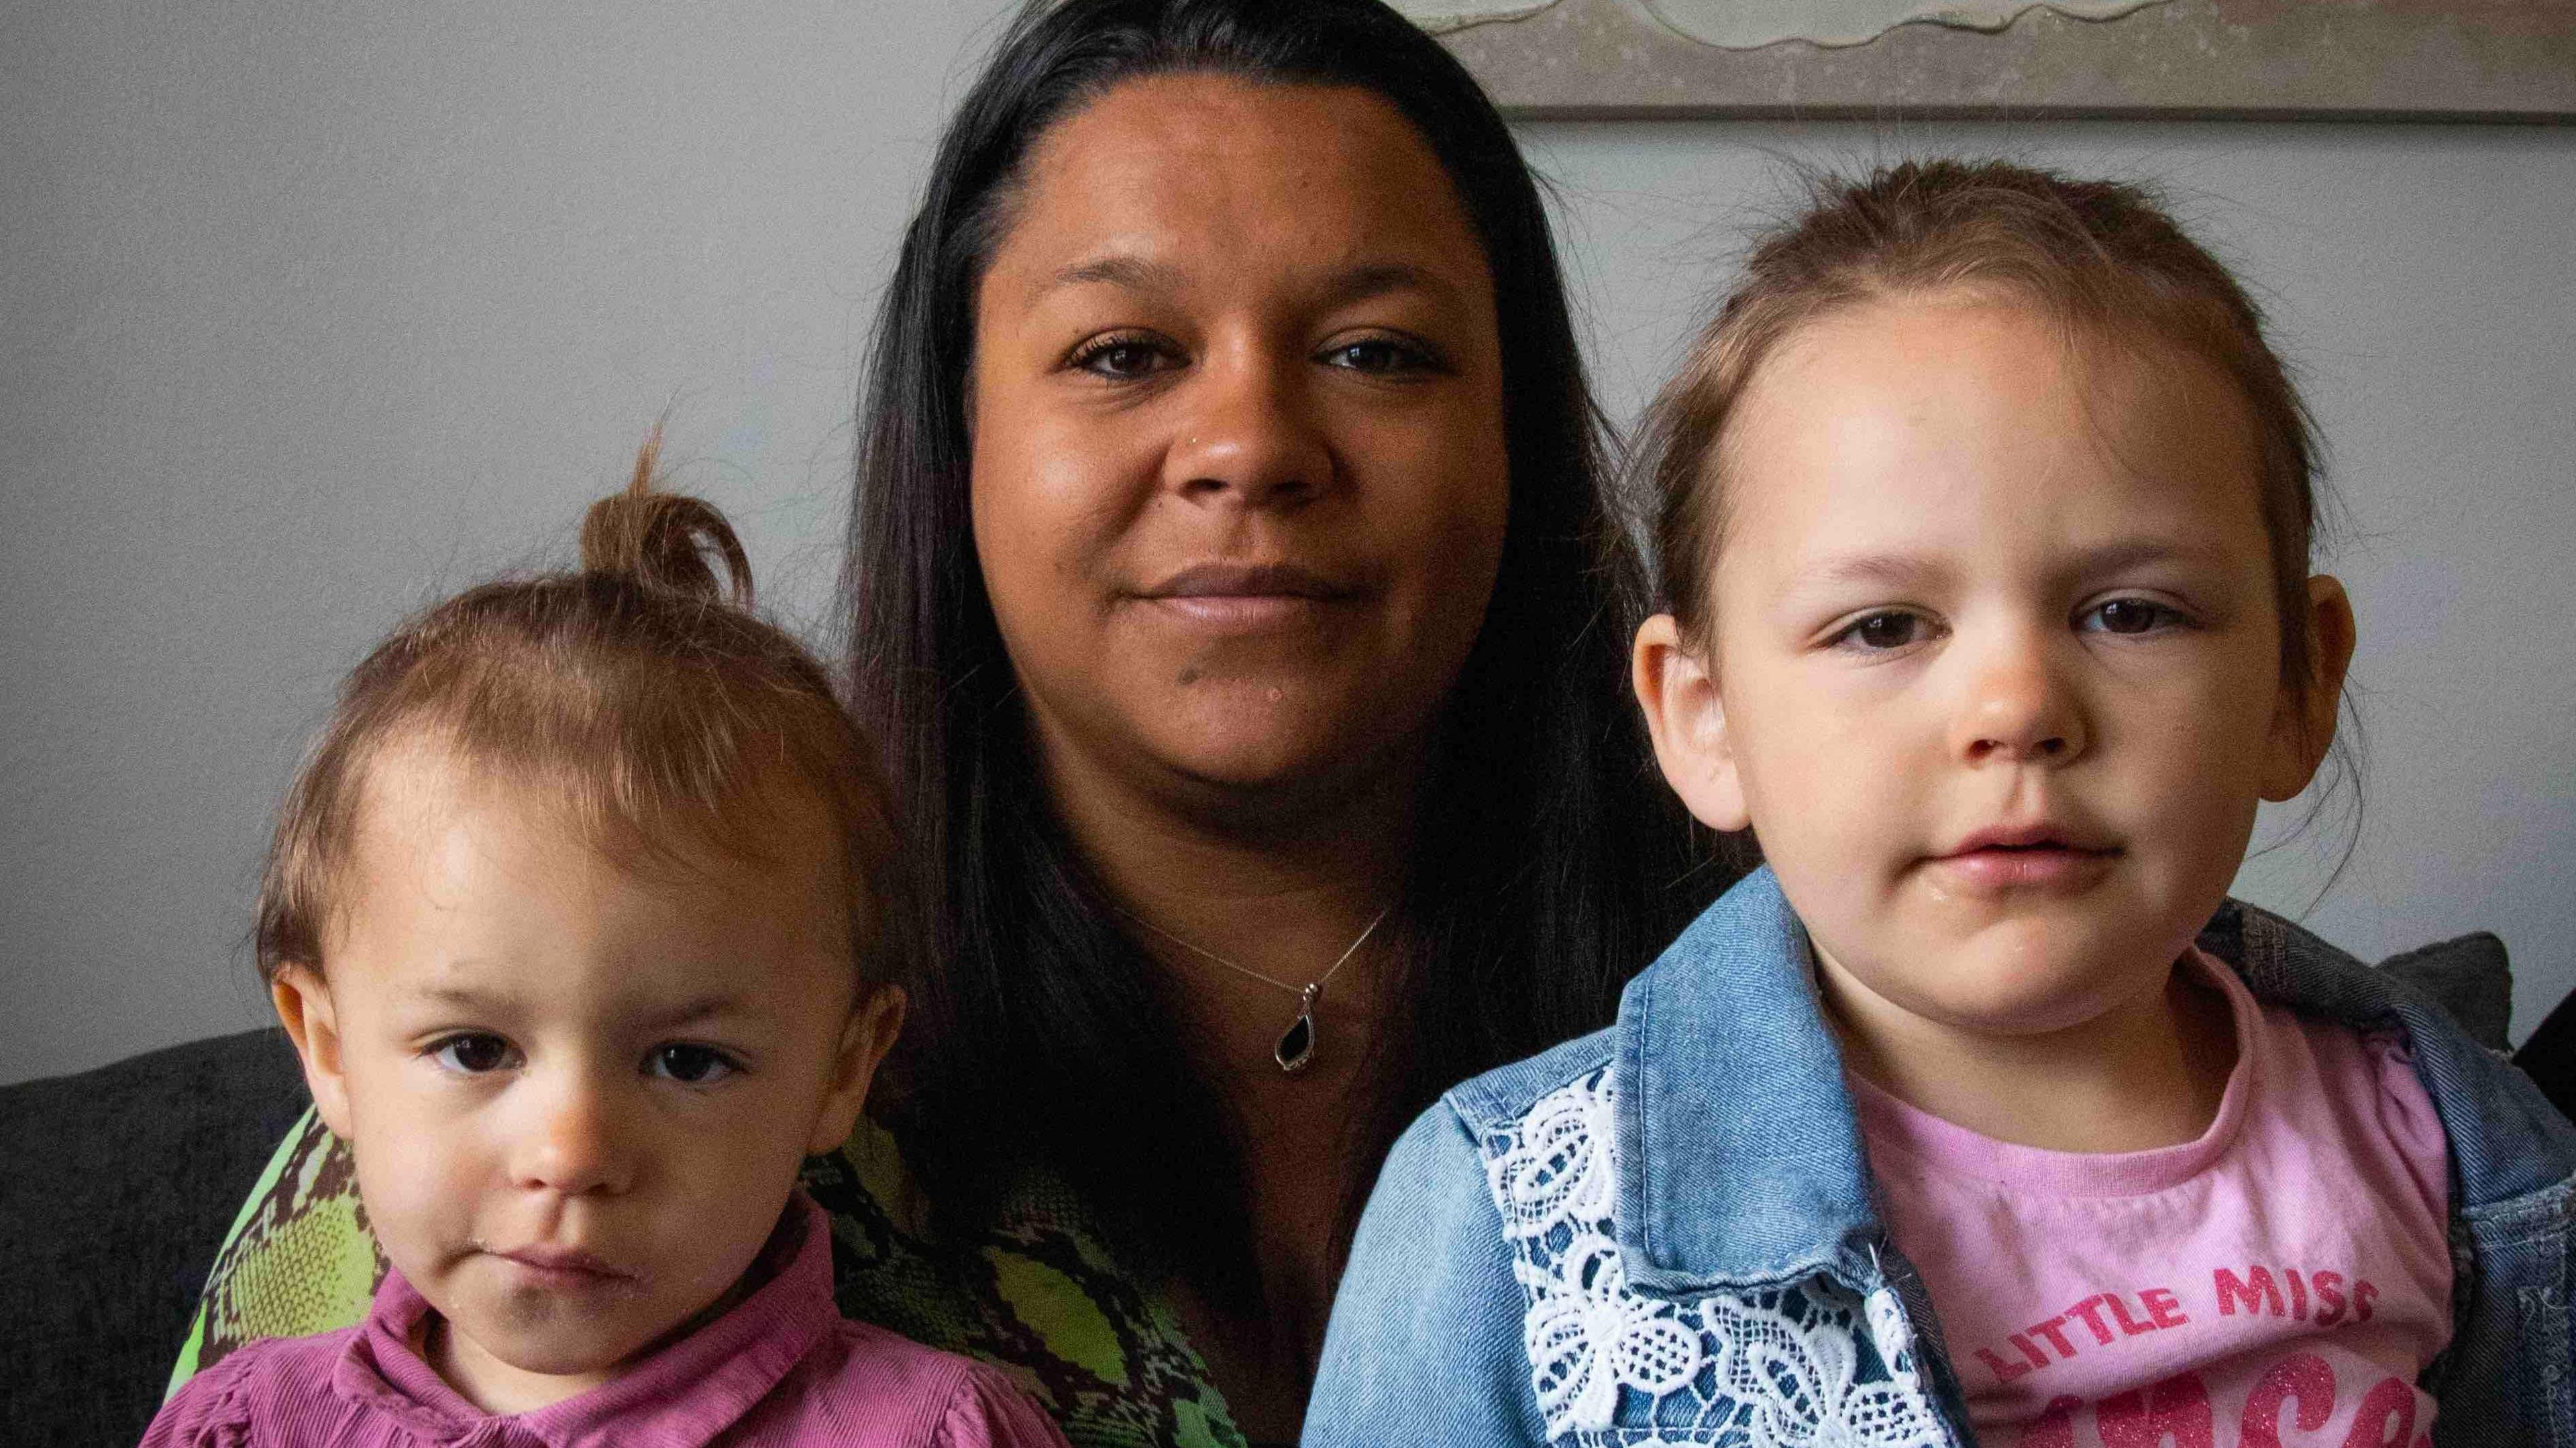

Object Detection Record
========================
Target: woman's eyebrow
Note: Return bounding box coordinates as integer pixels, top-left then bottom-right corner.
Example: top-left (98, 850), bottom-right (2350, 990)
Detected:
top-left (1311, 260), bottom-right (1465, 312)
top-left (1033, 254), bottom-right (1466, 311)
top-left (1037, 253), bottom-right (1185, 301)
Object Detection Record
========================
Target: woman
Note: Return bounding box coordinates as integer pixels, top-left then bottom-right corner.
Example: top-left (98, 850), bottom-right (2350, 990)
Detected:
top-left (176, 3), bottom-right (1714, 1443)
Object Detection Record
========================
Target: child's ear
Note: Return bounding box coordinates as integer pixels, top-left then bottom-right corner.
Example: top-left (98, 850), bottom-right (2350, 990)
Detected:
top-left (1634, 613), bottom-right (1750, 832)
top-left (270, 964), bottom-right (356, 1141)
top-left (2261, 575), bottom-right (2357, 801)
top-left (807, 984), bottom-right (906, 1156)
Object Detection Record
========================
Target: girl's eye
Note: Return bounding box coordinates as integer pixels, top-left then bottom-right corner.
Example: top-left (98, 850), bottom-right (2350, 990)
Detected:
top-left (1834, 610), bottom-right (1932, 652)
top-left (1320, 335), bottom-right (1437, 375)
top-left (1070, 335), bottom-right (1174, 380)
top-left (2083, 598), bottom-right (2181, 635)
top-left (647, 1043), bottom-right (740, 1086)
top-left (429, 1034), bottom-right (517, 1075)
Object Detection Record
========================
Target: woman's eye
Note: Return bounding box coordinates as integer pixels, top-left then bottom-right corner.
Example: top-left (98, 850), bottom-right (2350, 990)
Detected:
top-left (1320, 336), bottom-right (1434, 374)
top-left (1071, 336), bottom-right (1173, 380)
top-left (1835, 611), bottom-right (1930, 651)
top-left (429, 1034), bottom-right (517, 1075)
top-left (647, 1043), bottom-right (740, 1086)
top-left (2083, 598), bottom-right (2180, 635)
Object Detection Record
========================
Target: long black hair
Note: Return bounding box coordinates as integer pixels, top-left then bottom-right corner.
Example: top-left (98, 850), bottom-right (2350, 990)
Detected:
top-left (842, 0), bottom-right (1718, 1315)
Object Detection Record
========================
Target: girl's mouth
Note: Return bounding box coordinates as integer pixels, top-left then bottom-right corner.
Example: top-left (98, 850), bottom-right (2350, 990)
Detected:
top-left (490, 1245), bottom-right (637, 1292)
top-left (1929, 837), bottom-right (2120, 893)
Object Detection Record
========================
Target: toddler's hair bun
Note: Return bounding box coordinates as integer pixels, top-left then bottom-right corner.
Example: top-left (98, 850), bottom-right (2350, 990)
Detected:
top-left (578, 429), bottom-right (755, 608)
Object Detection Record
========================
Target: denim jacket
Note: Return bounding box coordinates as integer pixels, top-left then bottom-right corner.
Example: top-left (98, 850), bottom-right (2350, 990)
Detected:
top-left (1307, 869), bottom-right (2576, 1447)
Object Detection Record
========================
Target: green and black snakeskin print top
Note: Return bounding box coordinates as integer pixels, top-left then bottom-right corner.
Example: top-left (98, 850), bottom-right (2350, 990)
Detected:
top-left (171, 1111), bottom-right (1249, 1448)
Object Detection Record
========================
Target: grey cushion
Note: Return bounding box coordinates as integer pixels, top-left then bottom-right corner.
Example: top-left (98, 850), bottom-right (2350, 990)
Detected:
top-left (0, 1029), bottom-right (309, 1448)
top-left (2378, 931), bottom-right (2514, 1053)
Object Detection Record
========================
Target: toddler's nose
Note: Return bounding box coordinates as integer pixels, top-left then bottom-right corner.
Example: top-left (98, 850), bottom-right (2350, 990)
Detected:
top-left (1953, 632), bottom-right (2086, 767)
top-left (512, 1070), bottom-right (637, 1197)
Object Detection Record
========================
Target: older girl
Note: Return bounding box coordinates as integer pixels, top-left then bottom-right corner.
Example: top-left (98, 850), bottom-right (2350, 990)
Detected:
top-left (1309, 161), bottom-right (2576, 1447)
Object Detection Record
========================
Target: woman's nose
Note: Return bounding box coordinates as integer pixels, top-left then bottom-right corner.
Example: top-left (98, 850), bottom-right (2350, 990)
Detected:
top-left (1161, 347), bottom-right (1332, 510)
top-left (1950, 629), bottom-right (2087, 767)
top-left (511, 1070), bottom-right (635, 1197)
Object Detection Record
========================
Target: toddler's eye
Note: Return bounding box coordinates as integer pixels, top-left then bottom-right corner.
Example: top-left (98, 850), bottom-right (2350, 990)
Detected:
top-left (647, 1043), bottom-right (740, 1086)
top-left (2083, 598), bottom-right (2180, 635)
top-left (1835, 610), bottom-right (1931, 651)
top-left (429, 1034), bottom-right (517, 1075)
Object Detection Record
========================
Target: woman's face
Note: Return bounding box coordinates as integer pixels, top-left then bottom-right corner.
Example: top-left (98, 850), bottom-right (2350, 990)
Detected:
top-left (970, 74), bottom-right (1509, 824)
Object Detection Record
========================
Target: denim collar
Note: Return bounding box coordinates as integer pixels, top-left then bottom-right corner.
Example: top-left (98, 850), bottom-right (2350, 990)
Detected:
top-left (1611, 866), bottom-right (2576, 1300)
top-left (1613, 867), bottom-right (1886, 1298)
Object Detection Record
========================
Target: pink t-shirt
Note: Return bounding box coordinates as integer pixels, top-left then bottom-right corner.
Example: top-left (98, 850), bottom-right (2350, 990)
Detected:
top-left (1854, 948), bottom-right (2455, 1448)
top-left (143, 1194), bottom-right (1072, 1448)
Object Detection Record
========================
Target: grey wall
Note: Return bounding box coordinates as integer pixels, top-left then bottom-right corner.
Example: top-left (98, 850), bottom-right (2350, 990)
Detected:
top-left (5, 1), bottom-right (2571, 1087)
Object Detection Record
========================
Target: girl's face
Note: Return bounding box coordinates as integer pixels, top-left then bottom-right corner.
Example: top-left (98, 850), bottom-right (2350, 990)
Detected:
top-left (1638, 294), bottom-right (2349, 1046)
top-left (969, 73), bottom-right (1509, 824)
top-left (270, 747), bottom-right (898, 1413)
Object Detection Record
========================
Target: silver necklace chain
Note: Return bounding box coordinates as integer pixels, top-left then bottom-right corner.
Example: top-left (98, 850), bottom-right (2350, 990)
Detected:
top-left (1119, 905), bottom-right (1389, 998)
top-left (1115, 904), bottom-right (1391, 1074)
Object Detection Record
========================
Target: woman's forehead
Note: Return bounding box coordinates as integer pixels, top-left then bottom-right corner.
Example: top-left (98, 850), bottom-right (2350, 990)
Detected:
top-left (987, 72), bottom-right (1490, 303)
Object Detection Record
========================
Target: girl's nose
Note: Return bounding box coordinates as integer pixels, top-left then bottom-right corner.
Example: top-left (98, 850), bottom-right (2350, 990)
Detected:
top-left (1161, 346), bottom-right (1332, 512)
top-left (1951, 630), bottom-right (2087, 767)
top-left (511, 1071), bottom-right (635, 1198)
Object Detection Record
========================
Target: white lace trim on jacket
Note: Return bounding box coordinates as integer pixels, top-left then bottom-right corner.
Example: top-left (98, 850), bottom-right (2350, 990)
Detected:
top-left (1477, 1066), bottom-right (1953, 1446)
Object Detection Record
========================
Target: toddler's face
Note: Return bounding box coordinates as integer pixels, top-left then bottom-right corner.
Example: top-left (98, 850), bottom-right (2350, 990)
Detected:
top-left (1640, 294), bottom-right (2344, 1046)
top-left (272, 746), bottom-right (896, 1412)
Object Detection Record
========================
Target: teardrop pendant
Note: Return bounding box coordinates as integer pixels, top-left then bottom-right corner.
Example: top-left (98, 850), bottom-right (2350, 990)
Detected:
top-left (1275, 983), bottom-right (1321, 1074)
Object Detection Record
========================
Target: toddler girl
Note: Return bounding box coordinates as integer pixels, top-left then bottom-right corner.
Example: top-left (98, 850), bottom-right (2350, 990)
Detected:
top-left (144, 446), bottom-right (1069, 1447)
top-left (1307, 162), bottom-right (2576, 1447)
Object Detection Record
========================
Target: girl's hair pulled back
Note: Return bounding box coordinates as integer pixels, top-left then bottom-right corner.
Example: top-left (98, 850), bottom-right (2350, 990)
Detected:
top-left (1646, 159), bottom-right (2330, 703)
top-left (257, 435), bottom-right (901, 992)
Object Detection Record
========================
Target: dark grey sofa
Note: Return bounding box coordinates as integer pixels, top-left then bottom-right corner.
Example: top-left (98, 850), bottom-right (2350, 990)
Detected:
top-left (3, 1029), bottom-right (309, 1447)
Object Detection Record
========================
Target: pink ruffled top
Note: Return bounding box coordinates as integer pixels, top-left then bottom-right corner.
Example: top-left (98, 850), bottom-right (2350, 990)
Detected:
top-left (144, 1194), bottom-right (1071, 1448)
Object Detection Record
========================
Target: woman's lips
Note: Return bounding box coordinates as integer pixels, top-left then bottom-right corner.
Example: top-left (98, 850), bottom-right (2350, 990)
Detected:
top-left (1134, 562), bottom-right (1359, 632)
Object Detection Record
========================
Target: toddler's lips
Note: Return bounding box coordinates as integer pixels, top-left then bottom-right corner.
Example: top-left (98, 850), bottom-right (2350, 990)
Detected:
top-left (491, 1245), bottom-right (637, 1292)
top-left (1928, 842), bottom-right (2118, 893)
